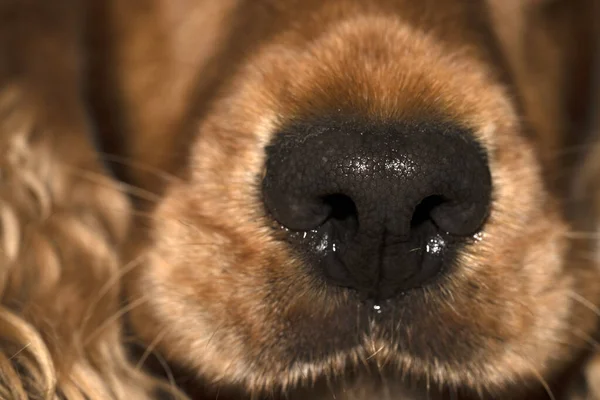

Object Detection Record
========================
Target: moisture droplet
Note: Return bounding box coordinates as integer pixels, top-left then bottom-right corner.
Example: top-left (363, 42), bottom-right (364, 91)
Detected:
top-left (425, 235), bottom-right (445, 255)
top-left (473, 231), bottom-right (485, 242)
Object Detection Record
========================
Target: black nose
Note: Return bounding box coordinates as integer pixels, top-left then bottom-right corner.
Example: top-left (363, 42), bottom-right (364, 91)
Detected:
top-left (262, 118), bottom-right (491, 300)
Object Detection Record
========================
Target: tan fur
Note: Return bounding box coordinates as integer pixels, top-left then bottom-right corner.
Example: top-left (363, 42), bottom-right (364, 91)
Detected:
top-left (0, 0), bottom-right (598, 399)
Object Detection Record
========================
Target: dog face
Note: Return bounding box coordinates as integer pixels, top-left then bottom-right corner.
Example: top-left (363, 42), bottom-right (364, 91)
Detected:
top-left (108, 0), bottom-right (600, 397)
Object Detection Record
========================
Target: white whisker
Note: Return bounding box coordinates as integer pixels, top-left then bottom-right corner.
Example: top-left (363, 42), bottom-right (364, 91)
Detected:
top-left (8, 342), bottom-right (31, 361)
top-left (567, 291), bottom-right (600, 319)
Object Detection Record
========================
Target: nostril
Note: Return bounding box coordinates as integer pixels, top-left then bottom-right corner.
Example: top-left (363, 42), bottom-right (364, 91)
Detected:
top-left (261, 185), bottom-right (331, 231)
top-left (410, 195), bottom-right (446, 229)
top-left (264, 192), bottom-right (360, 238)
top-left (325, 194), bottom-right (356, 221)
top-left (323, 194), bottom-right (359, 241)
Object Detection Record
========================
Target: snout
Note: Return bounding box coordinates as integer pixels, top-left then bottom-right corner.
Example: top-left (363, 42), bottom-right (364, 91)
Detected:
top-left (263, 118), bottom-right (492, 300)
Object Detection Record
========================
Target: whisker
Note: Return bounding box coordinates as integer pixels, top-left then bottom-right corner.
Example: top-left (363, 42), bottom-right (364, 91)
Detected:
top-left (8, 342), bottom-right (31, 361)
top-left (548, 142), bottom-right (600, 159)
top-left (154, 349), bottom-right (178, 389)
top-left (77, 204), bottom-right (184, 227)
top-left (84, 295), bottom-right (150, 346)
top-left (205, 322), bottom-right (226, 351)
top-left (365, 345), bottom-right (384, 361)
top-left (563, 231), bottom-right (600, 240)
top-left (64, 166), bottom-right (163, 204)
top-left (182, 241), bottom-right (224, 249)
top-left (81, 253), bottom-right (147, 336)
top-left (568, 327), bottom-right (600, 351)
top-left (135, 326), bottom-right (170, 370)
top-left (566, 291), bottom-right (600, 319)
top-left (95, 152), bottom-right (183, 184)
top-left (527, 362), bottom-right (556, 400)
top-left (325, 376), bottom-right (337, 400)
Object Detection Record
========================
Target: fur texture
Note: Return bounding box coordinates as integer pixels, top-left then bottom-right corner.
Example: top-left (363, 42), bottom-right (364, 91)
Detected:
top-left (0, 0), bottom-right (599, 399)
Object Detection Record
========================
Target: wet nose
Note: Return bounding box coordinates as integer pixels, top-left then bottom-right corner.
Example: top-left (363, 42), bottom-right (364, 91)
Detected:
top-left (262, 119), bottom-right (491, 300)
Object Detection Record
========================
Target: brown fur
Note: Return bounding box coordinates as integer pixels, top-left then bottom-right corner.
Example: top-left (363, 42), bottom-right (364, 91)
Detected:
top-left (0, 0), bottom-right (599, 399)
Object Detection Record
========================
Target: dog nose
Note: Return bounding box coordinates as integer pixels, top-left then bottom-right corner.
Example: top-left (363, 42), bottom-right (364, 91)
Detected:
top-left (262, 119), bottom-right (491, 300)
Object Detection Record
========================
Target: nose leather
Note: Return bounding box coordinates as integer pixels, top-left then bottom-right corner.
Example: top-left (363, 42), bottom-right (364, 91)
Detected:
top-left (262, 118), bottom-right (491, 300)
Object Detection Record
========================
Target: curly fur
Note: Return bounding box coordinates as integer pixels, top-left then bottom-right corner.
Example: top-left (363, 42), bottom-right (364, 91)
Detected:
top-left (0, 84), bottom-right (189, 399)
